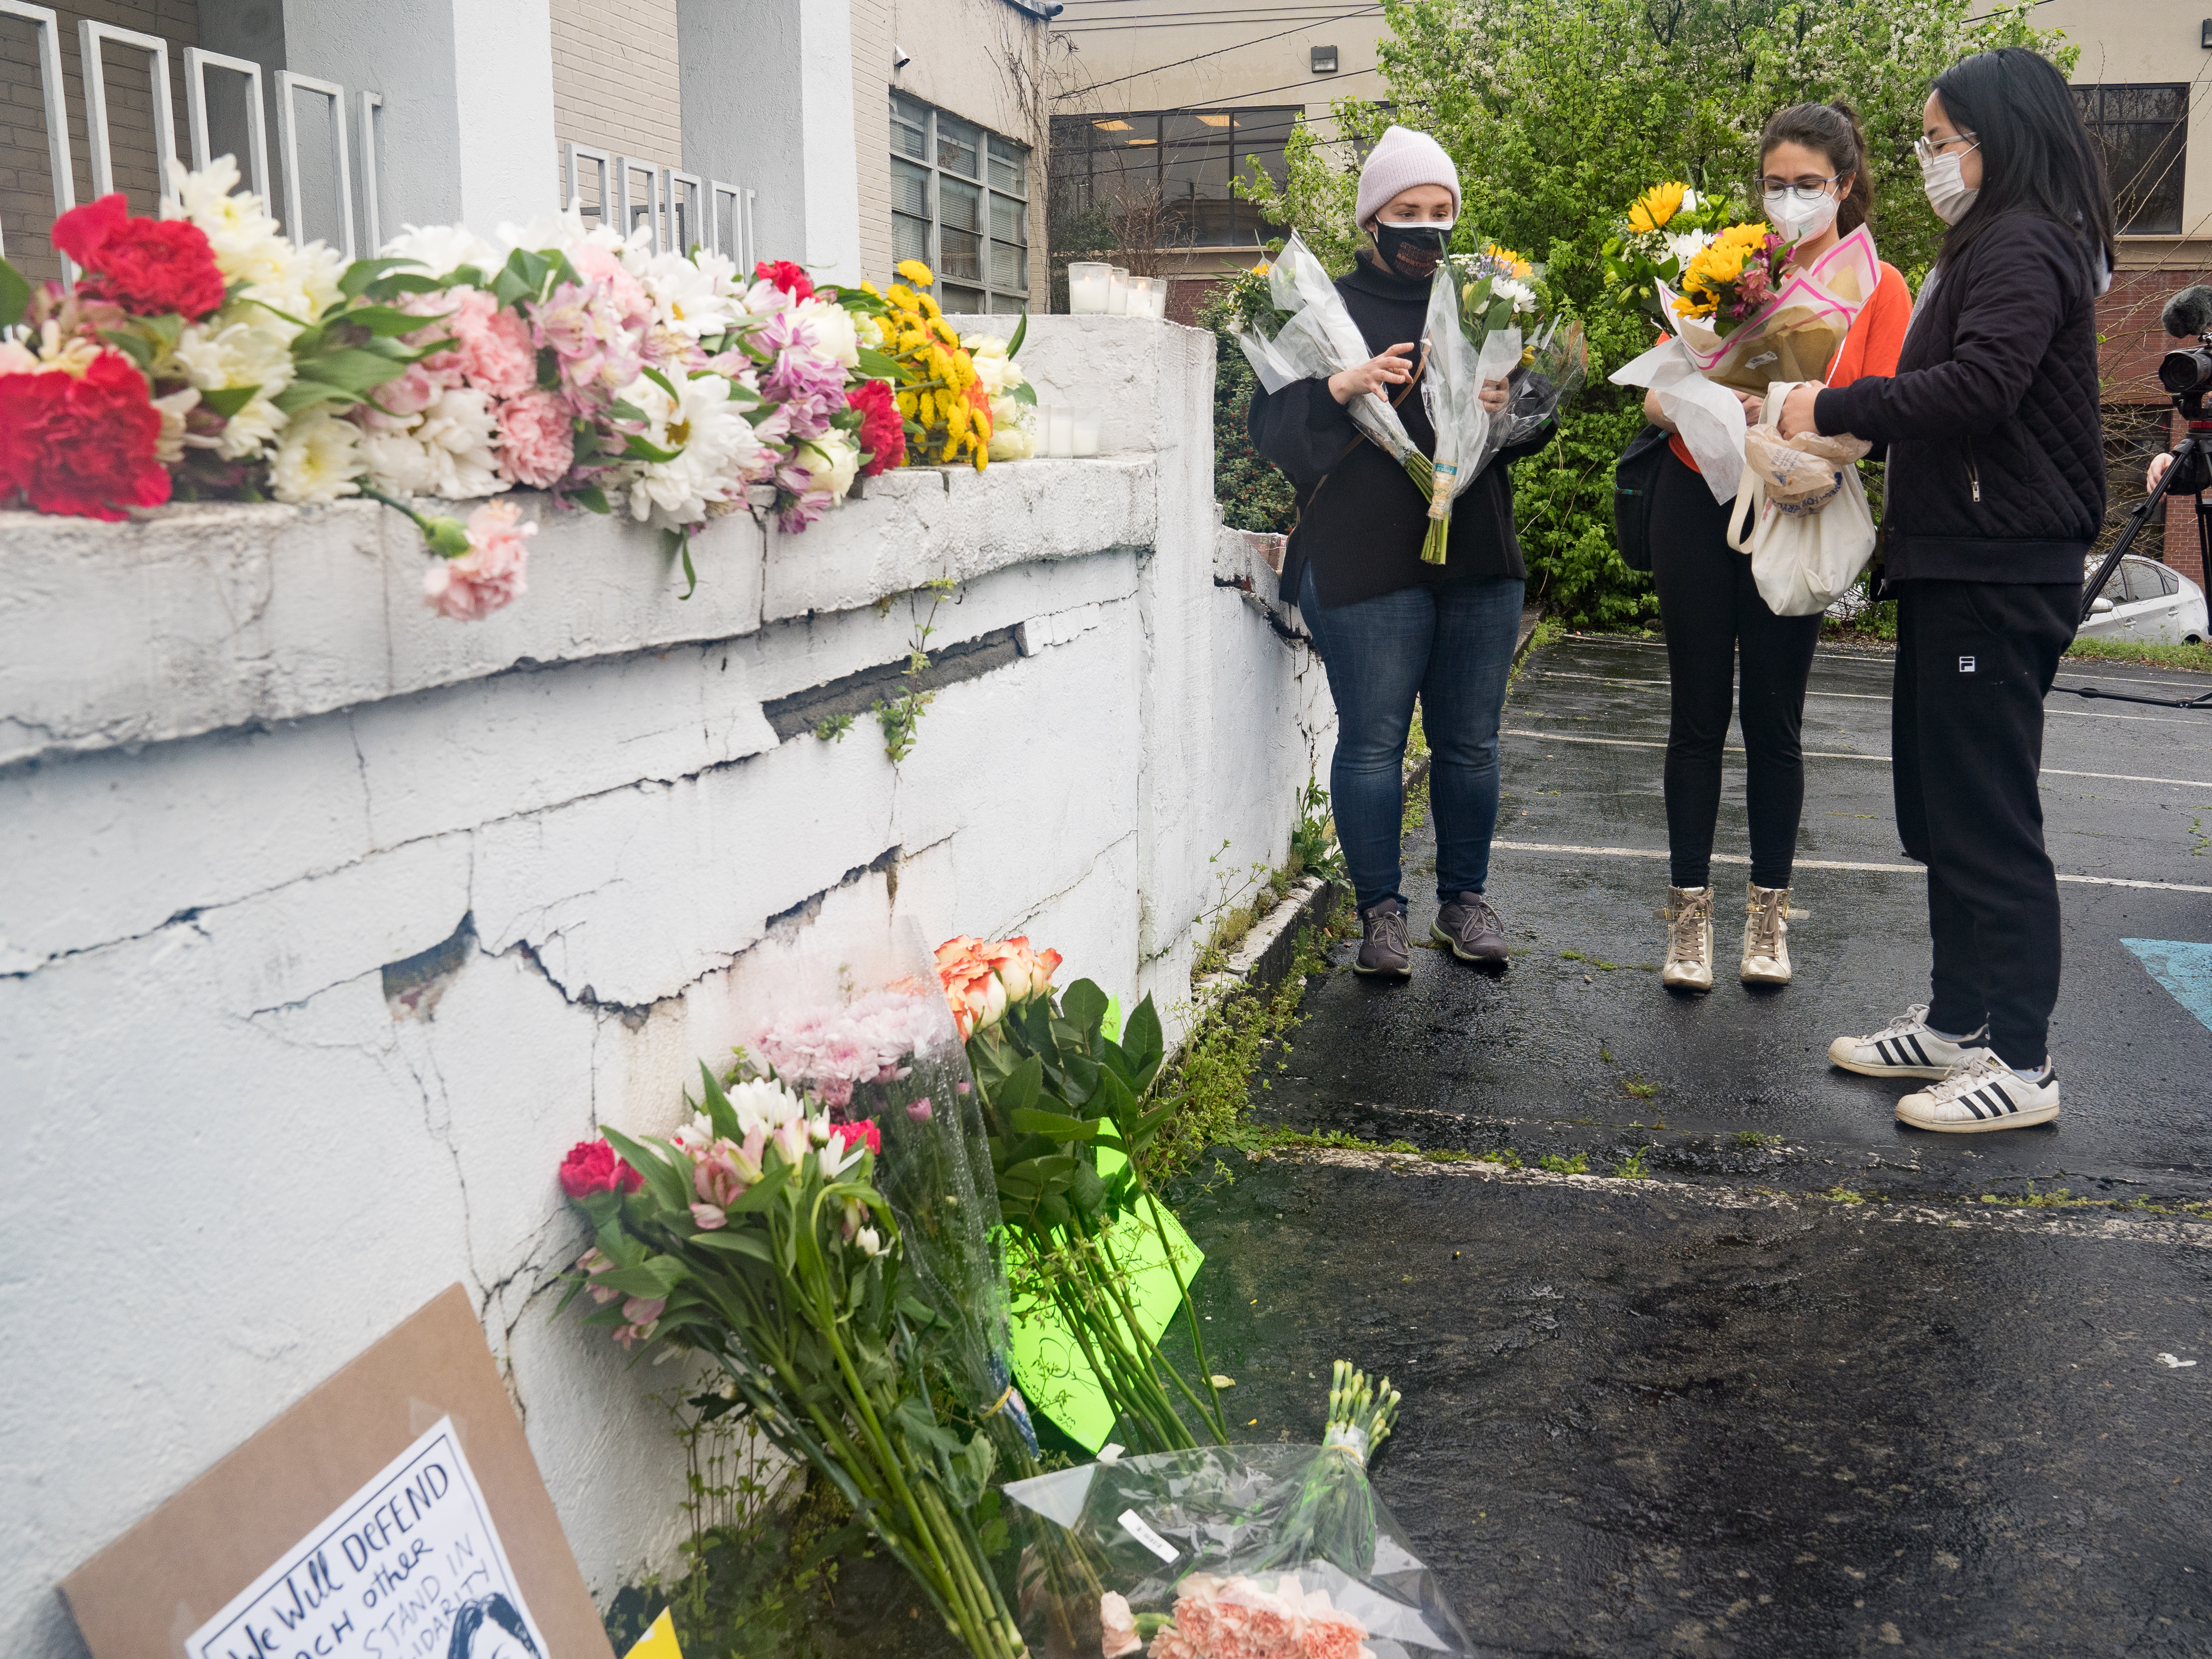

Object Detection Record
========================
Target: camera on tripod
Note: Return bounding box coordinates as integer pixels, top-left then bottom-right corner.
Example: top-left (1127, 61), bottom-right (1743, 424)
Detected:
top-left (2081, 285), bottom-right (2212, 619)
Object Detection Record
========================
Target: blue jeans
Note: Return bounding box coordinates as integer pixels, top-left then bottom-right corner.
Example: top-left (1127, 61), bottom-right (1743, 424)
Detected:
top-left (1300, 564), bottom-right (1526, 912)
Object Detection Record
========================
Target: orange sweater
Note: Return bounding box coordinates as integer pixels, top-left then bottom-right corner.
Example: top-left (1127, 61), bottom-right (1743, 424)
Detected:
top-left (1667, 259), bottom-right (1911, 472)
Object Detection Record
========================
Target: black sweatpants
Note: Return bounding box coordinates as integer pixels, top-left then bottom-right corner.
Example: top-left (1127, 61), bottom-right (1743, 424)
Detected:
top-left (1892, 578), bottom-right (2077, 1069)
top-left (1649, 450), bottom-right (1823, 889)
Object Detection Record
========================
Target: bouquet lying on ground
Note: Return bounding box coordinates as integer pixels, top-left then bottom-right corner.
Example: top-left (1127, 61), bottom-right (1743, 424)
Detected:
top-left (557, 1068), bottom-right (1029, 1659)
top-left (937, 935), bottom-right (1231, 1456)
top-left (1002, 1362), bottom-right (1473, 1658)
top-left (0, 160), bottom-right (1032, 619)
top-left (1417, 243), bottom-right (1587, 563)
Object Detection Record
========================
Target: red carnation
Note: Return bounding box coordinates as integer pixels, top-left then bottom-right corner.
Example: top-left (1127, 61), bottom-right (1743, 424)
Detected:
top-left (755, 259), bottom-right (815, 302)
top-left (0, 351), bottom-right (170, 521)
top-left (848, 378), bottom-right (905, 476)
top-left (829, 1119), bottom-right (882, 1156)
top-left (53, 194), bottom-right (227, 321)
top-left (558, 1138), bottom-right (644, 1199)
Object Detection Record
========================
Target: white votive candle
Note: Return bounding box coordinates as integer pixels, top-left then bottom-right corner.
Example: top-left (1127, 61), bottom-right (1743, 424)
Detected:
top-left (1067, 262), bottom-right (1110, 314)
top-left (1106, 270), bottom-right (1130, 315)
top-left (1048, 408), bottom-right (1075, 457)
top-left (1073, 409), bottom-right (1102, 456)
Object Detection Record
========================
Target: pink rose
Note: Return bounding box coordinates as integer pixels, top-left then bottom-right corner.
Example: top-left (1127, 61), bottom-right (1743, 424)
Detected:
top-left (497, 388), bottom-right (574, 488)
top-left (422, 499), bottom-right (534, 622)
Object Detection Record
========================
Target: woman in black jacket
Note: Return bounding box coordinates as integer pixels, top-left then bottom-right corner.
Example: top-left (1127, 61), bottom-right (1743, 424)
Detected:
top-left (1248, 126), bottom-right (1554, 979)
top-left (1778, 47), bottom-right (2114, 1132)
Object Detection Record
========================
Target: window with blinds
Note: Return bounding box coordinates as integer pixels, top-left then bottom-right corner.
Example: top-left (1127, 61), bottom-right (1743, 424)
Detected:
top-left (891, 91), bottom-right (1030, 313)
top-left (2072, 84), bottom-right (2188, 235)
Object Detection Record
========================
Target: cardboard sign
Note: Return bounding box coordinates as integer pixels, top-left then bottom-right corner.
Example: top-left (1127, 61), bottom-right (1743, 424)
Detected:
top-left (184, 1416), bottom-right (546, 1659)
top-left (61, 1285), bottom-right (612, 1659)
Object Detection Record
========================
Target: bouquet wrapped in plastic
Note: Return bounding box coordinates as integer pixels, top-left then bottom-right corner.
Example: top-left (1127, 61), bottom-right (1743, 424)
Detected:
top-left (1420, 244), bottom-right (1586, 560)
top-left (1601, 181), bottom-right (1743, 328)
top-left (1003, 1365), bottom-right (1473, 1659)
top-left (1611, 218), bottom-right (1879, 504)
top-left (1221, 234), bottom-right (1441, 504)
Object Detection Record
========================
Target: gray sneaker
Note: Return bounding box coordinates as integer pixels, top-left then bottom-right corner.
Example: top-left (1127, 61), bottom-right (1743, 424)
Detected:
top-left (1432, 892), bottom-right (1507, 966)
top-left (1354, 898), bottom-right (1412, 978)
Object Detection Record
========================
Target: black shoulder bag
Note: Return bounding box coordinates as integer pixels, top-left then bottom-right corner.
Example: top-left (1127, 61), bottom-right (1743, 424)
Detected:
top-left (1612, 422), bottom-right (1672, 574)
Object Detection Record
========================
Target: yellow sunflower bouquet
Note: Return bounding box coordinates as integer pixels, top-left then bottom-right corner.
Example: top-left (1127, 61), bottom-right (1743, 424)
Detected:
top-left (1601, 180), bottom-right (1743, 329)
top-left (857, 259), bottom-right (993, 470)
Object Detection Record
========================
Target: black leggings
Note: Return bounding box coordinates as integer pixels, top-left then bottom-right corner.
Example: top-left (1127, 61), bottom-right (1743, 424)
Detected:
top-left (1649, 450), bottom-right (1822, 890)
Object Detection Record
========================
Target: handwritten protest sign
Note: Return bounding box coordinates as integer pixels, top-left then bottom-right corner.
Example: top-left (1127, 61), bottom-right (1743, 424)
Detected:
top-left (185, 1417), bottom-right (544, 1659)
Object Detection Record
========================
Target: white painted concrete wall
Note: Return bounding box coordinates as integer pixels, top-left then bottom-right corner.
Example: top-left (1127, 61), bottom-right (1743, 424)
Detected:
top-left (0, 316), bottom-right (1333, 1659)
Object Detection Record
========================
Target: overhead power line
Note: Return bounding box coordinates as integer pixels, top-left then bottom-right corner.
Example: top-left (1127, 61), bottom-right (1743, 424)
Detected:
top-left (1051, 4), bottom-right (1384, 98)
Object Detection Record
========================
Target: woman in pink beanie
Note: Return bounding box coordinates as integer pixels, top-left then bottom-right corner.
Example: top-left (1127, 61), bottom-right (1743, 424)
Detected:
top-left (1249, 126), bottom-right (1551, 981)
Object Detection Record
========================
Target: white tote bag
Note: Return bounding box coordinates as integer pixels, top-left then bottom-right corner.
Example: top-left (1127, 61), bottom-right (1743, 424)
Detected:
top-left (1724, 381), bottom-right (1878, 617)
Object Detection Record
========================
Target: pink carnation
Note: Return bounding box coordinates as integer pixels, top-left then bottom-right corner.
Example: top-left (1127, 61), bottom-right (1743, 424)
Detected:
top-left (498, 388), bottom-right (575, 488)
top-left (451, 289), bottom-right (537, 398)
top-left (423, 499), bottom-right (534, 621)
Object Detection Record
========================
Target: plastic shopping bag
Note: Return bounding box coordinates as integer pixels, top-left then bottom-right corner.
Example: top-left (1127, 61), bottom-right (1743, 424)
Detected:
top-left (1725, 381), bottom-right (1876, 616)
top-left (1003, 1444), bottom-right (1475, 1659)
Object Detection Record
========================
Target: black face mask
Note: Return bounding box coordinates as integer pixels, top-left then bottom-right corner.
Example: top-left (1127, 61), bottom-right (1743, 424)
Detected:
top-left (1374, 221), bottom-right (1450, 281)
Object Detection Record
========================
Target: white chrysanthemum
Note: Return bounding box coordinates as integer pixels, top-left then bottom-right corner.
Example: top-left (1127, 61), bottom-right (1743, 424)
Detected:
top-left (381, 221), bottom-right (500, 279)
top-left (271, 408), bottom-right (364, 504)
top-left (151, 387), bottom-right (200, 466)
top-left (618, 369), bottom-right (763, 527)
top-left (173, 313), bottom-right (296, 458)
top-left (639, 249), bottom-right (739, 341)
top-left (357, 387), bottom-right (504, 501)
top-left (1663, 230), bottom-right (1712, 269)
top-left (1, 319), bottom-right (102, 375)
top-left (795, 296), bottom-right (861, 368)
top-left (1491, 276), bottom-right (1537, 315)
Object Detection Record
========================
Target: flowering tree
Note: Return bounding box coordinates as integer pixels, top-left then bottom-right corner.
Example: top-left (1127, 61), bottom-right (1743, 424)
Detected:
top-left (1234, 0), bottom-right (2073, 624)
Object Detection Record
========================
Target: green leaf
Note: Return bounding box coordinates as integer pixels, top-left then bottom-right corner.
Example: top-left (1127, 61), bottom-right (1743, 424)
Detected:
top-left (289, 345), bottom-right (410, 397)
top-left (665, 526), bottom-right (699, 601)
top-left (339, 255), bottom-right (424, 299)
top-left (195, 384), bottom-right (262, 418)
top-left (698, 1061), bottom-right (740, 1142)
top-left (1123, 995), bottom-right (1164, 1069)
top-left (1010, 381), bottom-right (1037, 406)
top-left (687, 1230), bottom-right (773, 1263)
top-left (998, 1054), bottom-right (1044, 1120)
top-left (856, 346), bottom-right (910, 381)
top-left (143, 312), bottom-right (183, 350)
top-left (1061, 979), bottom-right (1110, 1037)
top-left (1005, 312), bottom-right (1028, 358)
top-left (722, 1159), bottom-right (792, 1216)
top-left (0, 257), bottom-right (29, 330)
top-left (1009, 1107), bottom-right (1101, 1141)
top-left (339, 302), bottom-right (443, 338)
top-left (97, 330), bottom-right (154, 371)
top-left (568, 485), bottom-right (611, 514)
top-left (364, 271), bottom-right (449, 300)
top-left (624, 432), bottom-right (685, 464)
top-left (600, 1125), bottom-right (692, 1214)
top-left (593, 1257), bottom-right (686, 1299)
top-left (607, 398), bottom-right (648, 422)
top-left (638, 364), bottom-right (681, 404)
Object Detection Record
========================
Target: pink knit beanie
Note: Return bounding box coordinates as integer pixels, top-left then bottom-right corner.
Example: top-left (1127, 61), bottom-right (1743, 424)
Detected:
top-left (1353, 125), bottom-right (1461, 229)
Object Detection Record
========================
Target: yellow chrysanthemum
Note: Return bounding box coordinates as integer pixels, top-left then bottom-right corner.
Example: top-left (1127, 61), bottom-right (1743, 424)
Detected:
top-left (896, 259), bottom-right (935, 287)
top-left (1252, 261), bottom-right (1271, 276)
top-left (1627, 181), bottom-right (1687, 234)
top-left (1486, 242), bottom-right (1533, 279)
top-left (887, 283), bottom-right (918, 310)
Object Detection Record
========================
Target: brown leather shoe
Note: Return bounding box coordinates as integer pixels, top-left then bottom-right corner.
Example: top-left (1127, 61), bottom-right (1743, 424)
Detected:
top-left (1431, 892), bottom-right (1507, 966)
top-left (1354, 899), bottom-right (1413, 978)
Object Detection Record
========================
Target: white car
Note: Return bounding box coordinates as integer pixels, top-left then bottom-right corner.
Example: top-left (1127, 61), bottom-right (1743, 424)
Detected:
top-left (2079, 553), bottom-right (2209, 645)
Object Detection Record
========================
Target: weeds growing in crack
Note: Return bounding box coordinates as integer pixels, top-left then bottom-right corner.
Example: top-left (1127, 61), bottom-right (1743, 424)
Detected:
top-left (872, 576), bottom-right (958, 762)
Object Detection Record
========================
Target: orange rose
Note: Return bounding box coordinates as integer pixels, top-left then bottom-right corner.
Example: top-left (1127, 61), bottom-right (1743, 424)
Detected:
top-left (934, 936), bottom-right (1009, 1039)
top-left (980, 936), bottom-right (1062, 1004)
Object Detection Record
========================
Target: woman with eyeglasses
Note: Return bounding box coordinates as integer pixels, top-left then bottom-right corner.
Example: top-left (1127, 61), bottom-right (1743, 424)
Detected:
top-left (1641, 102), bottom-right (1910, 994)
top-left (1779, 48), bottom-right (2114, 1132)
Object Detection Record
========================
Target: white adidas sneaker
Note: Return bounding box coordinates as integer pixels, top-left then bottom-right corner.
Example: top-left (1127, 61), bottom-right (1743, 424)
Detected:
top-left (1827, 1003), bottom-right (1988, 1080)
top-left (1895, 1052), bottom-right (2061, 1132)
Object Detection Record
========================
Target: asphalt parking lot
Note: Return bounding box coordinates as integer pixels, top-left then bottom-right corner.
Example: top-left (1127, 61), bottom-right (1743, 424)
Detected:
top-left (1166, 632), bottom-right (2212, 1658)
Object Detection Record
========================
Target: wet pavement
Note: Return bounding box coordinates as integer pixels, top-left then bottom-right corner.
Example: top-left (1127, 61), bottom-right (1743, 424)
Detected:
top-left (1161, 633), bottom-right (2212, 1657)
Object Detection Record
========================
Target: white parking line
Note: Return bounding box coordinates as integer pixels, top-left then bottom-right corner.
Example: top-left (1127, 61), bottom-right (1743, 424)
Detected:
top-left (1489, 839), bottom-right (2212, 896)
top-left (1525, 669), bottom-right (2212, 723)
top-left (1503, 729), bottom-right (2212, 789)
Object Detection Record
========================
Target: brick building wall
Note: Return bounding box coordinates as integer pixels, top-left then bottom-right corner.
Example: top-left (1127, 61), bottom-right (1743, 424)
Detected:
top-left (2100, 267), bottom-right (2212, 590)
top-left (0, 0), bottom-right (199, 285)
top-left (549, 0), bottom-right (681, 210)
top-left (852, 0), bottom-right (893, 286)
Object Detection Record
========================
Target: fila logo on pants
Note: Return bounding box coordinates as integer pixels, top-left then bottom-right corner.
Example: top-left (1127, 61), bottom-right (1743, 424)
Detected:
top-left (1958, 656), bottom-right (1977, 673)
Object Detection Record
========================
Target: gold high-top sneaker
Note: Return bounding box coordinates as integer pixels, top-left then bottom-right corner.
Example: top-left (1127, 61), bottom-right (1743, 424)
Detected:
top-left (1741, 881), bottom-right (1805, 985)
top-left (1660, 885), bottom-right (1714, 991)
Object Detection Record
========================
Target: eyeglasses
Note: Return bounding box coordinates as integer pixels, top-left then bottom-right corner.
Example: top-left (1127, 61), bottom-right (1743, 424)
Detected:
top-left (1913, 131), bottom-right (1979, 163)
top-left (1756, 173), bottom-right (1844, 204)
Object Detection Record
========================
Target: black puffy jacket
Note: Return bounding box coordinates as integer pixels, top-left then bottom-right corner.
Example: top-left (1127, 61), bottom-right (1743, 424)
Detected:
top-left (1248, 256), bottom-right (1554, 609)
top-left (1814, 213), bottom-right (2105, 585)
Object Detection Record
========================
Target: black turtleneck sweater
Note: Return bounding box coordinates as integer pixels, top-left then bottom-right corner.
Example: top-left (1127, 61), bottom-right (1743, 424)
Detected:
top-left (1246, 254), bottom-right (1554, 610)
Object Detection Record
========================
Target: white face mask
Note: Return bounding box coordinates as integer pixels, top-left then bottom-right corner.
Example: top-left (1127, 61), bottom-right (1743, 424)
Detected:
top-left (1763, 189), bottom-right (1840, 241)
top-left (1918, 147), bottom-right (1980, 225)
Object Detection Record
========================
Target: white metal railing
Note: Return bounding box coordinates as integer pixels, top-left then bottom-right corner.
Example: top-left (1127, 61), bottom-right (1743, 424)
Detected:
top-left (563, 140), bottom-right (757, 269)
top-left (0, 4), bottom-right (380, 267)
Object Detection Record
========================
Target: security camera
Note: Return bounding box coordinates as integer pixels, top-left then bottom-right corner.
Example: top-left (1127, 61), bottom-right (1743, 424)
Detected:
top-left (893, 45), bottom-right (912, 70)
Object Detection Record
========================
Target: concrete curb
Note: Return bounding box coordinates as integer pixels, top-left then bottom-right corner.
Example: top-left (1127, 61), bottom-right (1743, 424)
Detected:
top-left (1191, 874), bottom-right (1344, 1006)
top-left (1404, 603), bottom-right (1545, 794)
